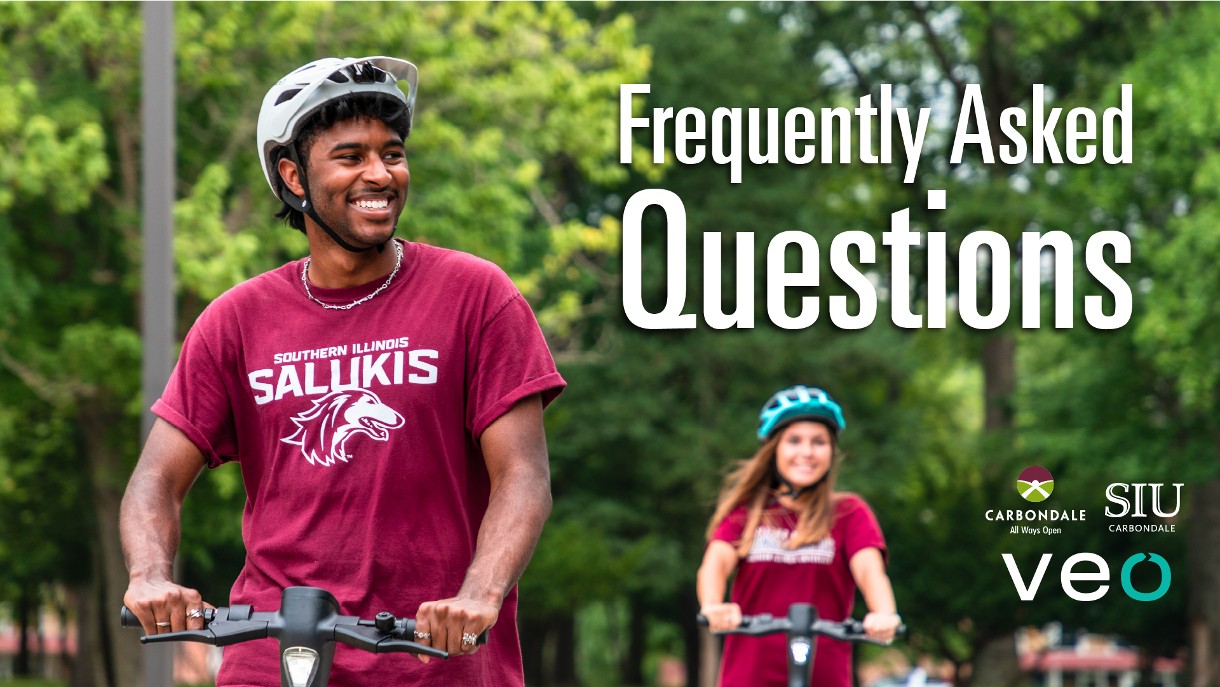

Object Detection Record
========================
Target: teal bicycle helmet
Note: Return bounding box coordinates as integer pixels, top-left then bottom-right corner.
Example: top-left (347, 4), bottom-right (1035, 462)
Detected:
top-left (757, 385), bottom-right (846, 442)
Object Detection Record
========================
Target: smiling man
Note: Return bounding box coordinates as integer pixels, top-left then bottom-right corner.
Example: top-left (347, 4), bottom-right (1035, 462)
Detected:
top-left (119, 56), bottom-right (565, 686)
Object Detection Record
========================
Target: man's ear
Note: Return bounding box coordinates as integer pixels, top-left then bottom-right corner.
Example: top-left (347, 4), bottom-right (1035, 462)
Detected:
top-left (277, 156), bottom-right (305, 197)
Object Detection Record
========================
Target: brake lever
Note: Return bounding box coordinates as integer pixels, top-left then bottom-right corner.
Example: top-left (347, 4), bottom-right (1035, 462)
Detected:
top-left (697, 613), bottom-right (772, 628)
top-left (818, 619), bottom-right (907, 645)
top-left (335, 624), bottom-right (450, 658)
top-left (140, 619), bottom-right (271, 647)
top-left (374, 638), bottom-right (451, 658)
top-left (140, 629), bottom-right (217, 645)
top-left (741, 613), bottom-right (774, 627)
top-left (210, 620), bottom-right (271, 646)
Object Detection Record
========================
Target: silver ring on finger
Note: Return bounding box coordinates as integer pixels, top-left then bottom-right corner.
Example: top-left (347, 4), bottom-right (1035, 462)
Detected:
top-left (156, 621), bottom-right (171, 627)
top-left (462, 632), bottom-right (478, 646)
top-left (187, 608), bottom-right (203, 620)
top-left (414, 630), bottom-right (431, 641)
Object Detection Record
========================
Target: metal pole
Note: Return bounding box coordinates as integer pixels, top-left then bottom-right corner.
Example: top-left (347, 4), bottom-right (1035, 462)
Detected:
top-left (141, 2), bottom-right (176, 685)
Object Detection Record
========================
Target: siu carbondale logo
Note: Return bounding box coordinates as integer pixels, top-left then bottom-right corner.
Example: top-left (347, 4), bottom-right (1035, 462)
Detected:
top-left (281, 389), bottom-right (404, 467)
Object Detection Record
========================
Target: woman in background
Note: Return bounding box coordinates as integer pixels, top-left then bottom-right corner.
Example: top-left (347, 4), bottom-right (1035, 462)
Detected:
top-left (697, 385), bottom-right (901, 687)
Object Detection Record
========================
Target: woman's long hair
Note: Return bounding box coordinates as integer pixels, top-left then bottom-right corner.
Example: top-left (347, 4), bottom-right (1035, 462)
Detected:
top-left (705, 426), bottom-right (842, 556)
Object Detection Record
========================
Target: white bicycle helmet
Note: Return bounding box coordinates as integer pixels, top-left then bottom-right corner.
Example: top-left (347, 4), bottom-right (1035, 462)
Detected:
top-left (257, 56), bottom-right (418, 197)
top-left (257, 56), bottom-right (418, 253)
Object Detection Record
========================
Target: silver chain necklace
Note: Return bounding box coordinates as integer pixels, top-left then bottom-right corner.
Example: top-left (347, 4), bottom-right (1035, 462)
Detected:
top-left (301, 241), bottom-right (403, 310)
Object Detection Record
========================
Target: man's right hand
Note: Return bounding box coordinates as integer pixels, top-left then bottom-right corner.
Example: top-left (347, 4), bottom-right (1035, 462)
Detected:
top-left (123, 577), bottom-right (210, 635)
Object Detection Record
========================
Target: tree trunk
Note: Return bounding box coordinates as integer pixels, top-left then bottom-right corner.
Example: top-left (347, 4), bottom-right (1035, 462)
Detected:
top-left (57, 593), bottom-right (73, 682)
top-left (928, 5), bottom-right (1022, 682)
top-left (972, 635), bottom-right (1021, 687)
top-left (521, 614), bottom-right (548, 686)
top-left (972, 334), bottom-right (1021, 687)
top-left (15, 585), bottom-right (33, 676)
top-left (1188, 480), bottom-right (1220, 687)
top-left (682, 593), bottom-right (713, 687)
top-left (696, 629), bottom-right (719, 687)
top-left (982, 335), bottom-right (1016, 432)
top-left (621, 595), bottom-right (647, 685)
top-left (69, 575), bottom-right (107, 687)
top-left (81, 408), bottom-right (143, 687)
top-left (552, 612), bottom-right (578, 686)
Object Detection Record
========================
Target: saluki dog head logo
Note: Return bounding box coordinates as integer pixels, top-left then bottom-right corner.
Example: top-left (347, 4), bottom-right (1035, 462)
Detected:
top-left (281, 389), bottom-right (404, 466)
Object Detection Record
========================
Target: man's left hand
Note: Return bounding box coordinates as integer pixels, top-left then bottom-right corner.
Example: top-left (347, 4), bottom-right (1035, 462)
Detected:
top-left (412, 595), bottom-right (499, 662)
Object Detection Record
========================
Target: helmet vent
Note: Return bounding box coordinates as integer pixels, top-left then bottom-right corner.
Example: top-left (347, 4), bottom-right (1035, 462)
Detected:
top-left (275, 89), bottom-right (302, 106)
top-left (349, 62), bottom-right (386, 83)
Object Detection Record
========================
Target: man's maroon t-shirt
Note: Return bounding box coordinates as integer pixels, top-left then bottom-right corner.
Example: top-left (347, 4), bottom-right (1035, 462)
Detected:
top-left (710, 494), bottom-right (886, 687)
top-left (153, 239), bottom-right (565, 686)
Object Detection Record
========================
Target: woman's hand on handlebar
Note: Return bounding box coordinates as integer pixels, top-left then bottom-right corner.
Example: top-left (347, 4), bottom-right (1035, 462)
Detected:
top-left (862, 611), bottom-right (902, 644)
top-left (123, 577), bottom-right (213, 636)
top-left (700, 602), bottom-right (743, 633)
top-left (413, 595), bottom-right (498, 663)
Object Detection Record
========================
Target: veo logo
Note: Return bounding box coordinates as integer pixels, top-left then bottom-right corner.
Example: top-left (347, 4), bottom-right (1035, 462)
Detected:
top-left (1001, 552), bottom-right (1171, 602)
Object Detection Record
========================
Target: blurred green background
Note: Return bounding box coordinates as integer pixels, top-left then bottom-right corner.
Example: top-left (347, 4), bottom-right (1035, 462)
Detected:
top-left (1, 2), bottom-right (1215, 686)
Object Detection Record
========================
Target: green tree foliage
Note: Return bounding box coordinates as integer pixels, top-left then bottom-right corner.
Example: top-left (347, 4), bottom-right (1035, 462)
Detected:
top-left (1013, 4), bottom-right (1220, 681)
top-left (2, 4), bottom-right (1217, 687)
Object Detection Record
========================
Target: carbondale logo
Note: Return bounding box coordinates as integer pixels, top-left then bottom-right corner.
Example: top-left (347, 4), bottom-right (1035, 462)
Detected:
top-left (1017, 466), bottom-right (1054, 502)
top-left (984, 465), bottom-right (1083, 528)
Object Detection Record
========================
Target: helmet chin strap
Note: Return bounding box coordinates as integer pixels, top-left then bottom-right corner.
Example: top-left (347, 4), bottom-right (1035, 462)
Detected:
top-left (280, 147), bottom-right (391, 254)
top-left (773, 463), bottom-right (823, 500)
top-left (775, 476), bottom-right (815, 499)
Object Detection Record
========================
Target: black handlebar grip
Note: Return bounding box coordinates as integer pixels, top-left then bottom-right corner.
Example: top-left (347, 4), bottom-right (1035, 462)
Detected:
top-left (696, 614), bottom-right (761, 628)
top-left (395, 619), bottom-right (489, 645)
top-left (120, 606), bottom-right (217, 628)
top-left (120, 606), bottom-right (140, 628)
